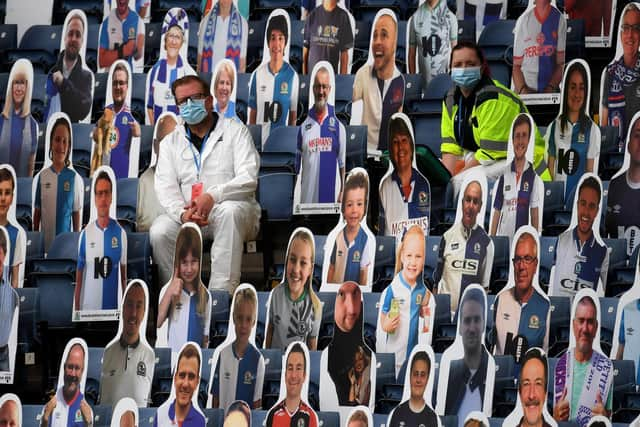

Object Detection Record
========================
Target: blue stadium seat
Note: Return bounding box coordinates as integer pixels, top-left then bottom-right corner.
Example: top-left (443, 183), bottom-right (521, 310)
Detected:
top-left (608, 244), bottom-right (639, 297)
top-left (24, 231), bottom-right (44, 285)
top-left (289, 20), bottom-right (304, 74)
top-left (373, 413), bottom-right (388, 427)
top-left (298, 73), bottom-right (310, 122)
top-left (434, 294), bottom-right (456, 353)
top-left (396, 20), bottom-right (408, 71)
top-left (318, 412), bottom-right (340, 427)
top-left (604, 238), bottom-right (629, 272)
top-left (131, 73), bottom-right (147, 124)
top-left (251, 410), bottom-right (267, 427)
top-left (86, 347), bottom-right (104, 406)
top-left (156, 0), bottom-right (201, 22)
top-left (548, 296), bottom-right (571, 357)
top-left (565, 19), bottom-right (586, 63)
top-left (403, 73), bottom-right (422, 105)
top-left (317, 292), bottom-right (336, 350)
top-left (92, 405), bottom-right (112, 426)
top-left (72, 123), bottom-right (94, 178)
top-left (210, 290), bottom-right (231, 348)
top-left (442, 415), bottom-right (458, 427)
top-left (236, 73), bottom-right (252, 124)
top-left (599, 297), bottom-right (618, 354)
top-left (144, 22), bottom-right (162, 71)
top-left (261, 126), bottom-right (298, 171)
top-left (373, 235), bottom-right (396, 291)
top-left (256, 290), bottom-right (269, 348)
top-left (261, 348), bottom-right (282, 408)
top-left (346, 125), bottom-right (367, 170)
top-left (486, 294), bottom-right (496, 340)
top-left (457, 19), bottom-right (476, 43)
top-left (188, 21), bottom-right (199, 67)
top-left (490, 235), bottom-right (510, 293)
top-left (335, 74), bottom-right (355, 122)
top-left (22, 405), bottom-right (43, 426)
top-left (246, 21), bottom-right (266, 72)
top-left (489, 418), bottom-right (504, 427)
top-left (57, 0), bottom-right (103, 25)
top-left (363, 291), bottom-right (380, 352)
top-left (32, 232), bottom-right (80, 275)
top-left (86, 24), bottom-right (100, 72)
top-left (375, 352), bottom-right (396, 413)
top-left (16, 177), bottom-right (33, 231)
top-left (542, 181), bottom-right (565, 234)
top-left (8, 25), bottom-right (62, 73)
top-left (613, 359), bottom-right (637, 412)
top-left (309, 350), bottom-right (322, 409)
top-left (139, 407), bottom-right (156, 427)
top-left (477, 20), bottom-right (515, 61)
top-left (16, 287), bottom-right (40, 352)
top-left (203, 408), bottom-right (224, 427)
top-left (352, 20), bottom-right (370, 71)
top-left (424, 235), bottom-right (440, 280)
top-left (313, 234), bottom-right (326, 287)
top-left (493, 354), bottom-right (517, 416)
top-left (247, 124), bottom-right (262, 152)
top-left (117, 178), bottom-right (138, 232)
top-left (126, 231), bottom-right (152, 285)
top-left (412, 115), bottom-right (441, 156)
top-left (0, 24), bottom-right (17, 71)
top-left (258, 171), bottom-right (295, 222)
top-left (0, 73), bottom-right (7, 105)
top-left (38, 273), bottom-right (75, 329)
top-left (409, 73), bottom-right (451, 115)
top-left (92, 73), bottom-right (109, 120)
top-left (31, 72), bottom-right (49, 123)
top-left (538, 236), bottom-right (557, 290)
top-left (138, 124), bottom-right (154, 174)
top-left (151, 347), bottom-right (172, 406)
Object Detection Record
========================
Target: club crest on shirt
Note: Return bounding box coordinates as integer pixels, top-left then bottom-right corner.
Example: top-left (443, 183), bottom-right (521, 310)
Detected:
top-left (231, 22), bottom-right (239, 36)
top-left (75, 409), bottom-right (83, 422)
top-left (523, 181), bottom-right (529, 192)
top-left (529, 315), bottom-right (540, 329)
top-left (352, 250), bottom-right (361, 262)
top-left (297, 419), bottom-right (305, 427)
top-left (129, 27), bottom-right (136, 40)
top-left (280, 82), bottom-right (289, 94)
top-left (112, 236), bottom-right (119, 248)
top-left (64, 180), bottom-right (71, 192)
top-left (474, 242), bottom-right (481, 254)
top-left (419, 191), bottom-right (427, 203)
top-left (137, 361), bottom-right (146, 376)
top-left (574, 262), bottom-right (582, 274)
top-left (416, 293), bottom-right (422, 305)
top-left (244, 371), bottom-right (253, 384)
top-left (505, 184), bottom-right (511, 191)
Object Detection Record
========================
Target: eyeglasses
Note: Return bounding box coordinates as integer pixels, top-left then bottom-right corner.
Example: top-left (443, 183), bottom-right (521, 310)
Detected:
top-left (621, 24), bottom-right (640, 34)
top-left (176, 93), bottom-right (207, 107)
top-left (512, 255), bottom-right (537, 265)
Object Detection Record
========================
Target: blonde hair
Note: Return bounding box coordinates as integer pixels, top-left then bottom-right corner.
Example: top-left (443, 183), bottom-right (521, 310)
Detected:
top-left (215, 61), bottom-right (236, 93)
top-left (2, 61), bottom-right (32, 119)
top-left (173, 226), bottom-right (209, 318)
top-left (233, 287), bottom-right (257, 323)
top-left (394, 225), bottom-right (426, 275)
top-left (286, 228), bottom-right (322, 323)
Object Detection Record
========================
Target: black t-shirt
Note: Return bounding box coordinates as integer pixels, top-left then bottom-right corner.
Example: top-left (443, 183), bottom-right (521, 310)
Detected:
top-left (389, 400), bottom-right (439, 427)
top-left (304, 5), bottom-right (354, 74)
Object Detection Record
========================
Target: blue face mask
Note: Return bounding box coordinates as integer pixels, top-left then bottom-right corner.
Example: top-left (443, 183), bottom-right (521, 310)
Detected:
top-left (451, 66), bottom-right (482, 89)
top-left (179, 98), bottom-right (208, 125)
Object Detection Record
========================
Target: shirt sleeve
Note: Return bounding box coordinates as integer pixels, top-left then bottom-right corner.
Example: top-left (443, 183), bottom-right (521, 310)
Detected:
top-left (303, 14), bottom-right (311, 48)
top-left (482, 238), bottom-right (494, 289)
top-left (352, 67), bottom-right (365, 102)
top-left (546, 120), bottom-right (556, 157)
top-left (338, 122), bottom-right (346, 169)
top-left (530, 176), bottom-right (542, 209)
top-left (204, 289), bottom-right (212, 337)
top-left (99, 19), bottom-right (110, 49)
top-left (73, 173), bottom-right (84, 212)
top-left (14, 227), bottom-right (26, 268)
top-left (408, 15), bottom-right (417, 47)
top-left (512, 17), bottom-right (525, 62)
top-left (34, 174), bottom-right (41, 210)
top-left (340, 10), bottom-right (354, 51)
top-left (31, 119), bottom-right (39, 154)
top-left (619, 310), bottom-right (626, 344)
top-left (121, 228), bottom-right (128, 265)
top-left (381, 285), bottom-right (393, 314)
top-left (599, 246), bottom-right (609, 295)
top-left (290, 72), bottom-right (299, 115)
top-left (241, 19), bottom-right (249, 61)
top-left (556, 12), bottom-right (567, 55)
top-left (77, 230), bottom-right (87, 270)
top-left (449, 11), bottom-right (458, 42)
top-left (361, 231), bottom-right (374, 268)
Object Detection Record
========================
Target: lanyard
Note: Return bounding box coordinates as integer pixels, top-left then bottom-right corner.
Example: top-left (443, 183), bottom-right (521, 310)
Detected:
top-left (186, 127), bottom-right (207, 180)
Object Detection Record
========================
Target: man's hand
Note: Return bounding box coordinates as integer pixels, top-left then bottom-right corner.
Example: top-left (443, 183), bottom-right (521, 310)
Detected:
top-left (80, 399), bottom-right (93, 425)
top-left (41, 396), bottom-right (57, 426)
top-left (52, 71), bottom-right (64, 88)
top-left (553, 388), bottom-right (570, 421)
top-left (592, 391), bottom-right (607, 417)
top-left (193, 192), bottom-right (214, 219)
top-left (382, 313), bottom-right (400, 333)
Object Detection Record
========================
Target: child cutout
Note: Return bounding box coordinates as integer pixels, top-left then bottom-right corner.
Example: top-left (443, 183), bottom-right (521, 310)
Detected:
top-left (502, 347), bottom-right (558, 427)
top-left (489, 113), bottom-right (544, 243)
top-left (110, 398), bottom-right (138, 427)
top-left (40, 338), bottom-right (93, 427)
top-left (32, 112), bottom-right (84, 252)
top-left (157, 223), bottom-right (212, 356)
top-left (208, 284), bottom-right (265, 411)
top-left (155, 342), bottom-right (206, 427)
top-left (546, 59), bottom-right (601, 202)
top-left (265, 227), bottom-right (322, 351)
top-left (549, 173), bottom-right (609, 298)
top-left (379, 112), bottom-right (431, 239)
top-left (0, 165), bottom-right (27, 288)
top-left (611, 255), bottom-right (640, 385)
top-left (436, 284), bottom-right (495, 427)
top-left (223, 400), bottom-right (251, 427)
top-left (346, 406), bottom-right (374, 427)
top-left (489, 226), bottom-right (550, 361)
top-left (74, 166), bottom-right (127, 322)
top-left (321, 167), bottom-right (376, 292)
top-left (0, 227), bottom-right (18, 384)
top-left (100, 280), bottom-right (154, 407)
top-left (0, 394), bottom-right (22, 427)
top-left (265, 341), bottom-right (319, 427)
top-left (387, 346), bottom-right (440, 427)
top-left (294, 61), bottom-right (346, 215)
top-left (319, 281), bottom-right (377, 422)
top-left (377, 224), bottom-right (435, 375)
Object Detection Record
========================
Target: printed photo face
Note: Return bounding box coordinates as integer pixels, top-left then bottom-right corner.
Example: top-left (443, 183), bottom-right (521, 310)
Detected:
top-left (286, 234), bottom-right (313, 297)
top-left (335, 281), bottom-right (361, 333)
top-left (122, 284), bottom-right (145, 344)
top-left (409, 355), bottom-right (429, 400)
top-left (572, 297), bottom-right (598, 355)
top-left (285, 349), bottom-right (306, 398)
top-left (62, 11), bottom-right (87, 61)
top-left (371, 14), bottom-right (396, 73)
top-left (621, 7), bottom-right (640, 58)
top-left (576, 183), bottom-right (600, 237)
top-left (629, 116), bottom-right (640, 165)
top-left (519, 356), bottom-right (546, 424)
top-left (513, 234), bottom-right (538, 294)
top-left (460, 297), bottom-right (485, 353)
top-left (512, 120), bottom-right (530, 162)
top-left (0, 398), bottom-right (19, 427)
top-left (60, 342), bottom-right (87, 397)
top-left (461, 181), bottom-right (483, 229)
top-left (174, 354), bottom-right (200, 407)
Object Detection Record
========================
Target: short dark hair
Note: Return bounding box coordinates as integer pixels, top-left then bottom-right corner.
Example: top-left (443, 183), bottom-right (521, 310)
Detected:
top-left (0, 168), bottom-right (15, 191)
top-left (171, 75), bottom-right (210, 100)
top-left (112, 62), bottom-right (129, 81)
top-left (341, 170), bottom-right (369, 215)
top-left (578, 176), bottom-right (601, 205)
top-left (266, 15), bottom-right (288, 44)
top-left (576, 295), bottom-right (597, 315)
top-left (226, 401), bottom-right (250, 423)
top-left (450, 41), bottom-right (490, 78)
top-left (460, 287), bottom-right (485, 321)
top-left (94, 170), bottom-right (112, 194)
top-left (410, 351), bottom-right (431, 374)
top-left (512, 113), bottom-right (531, 139)
top-left (49, 117), bottom-right (72, 167)
top-left (288, 342), bottom-right (306, 373)
top-left (519, 348), bottom-right (548, 392)
top-left (177, 343), bottom-right (201, 373)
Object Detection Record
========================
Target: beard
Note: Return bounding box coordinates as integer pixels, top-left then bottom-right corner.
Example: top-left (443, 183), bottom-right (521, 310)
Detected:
top-left (314, 97), bottom-right (327, 111)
